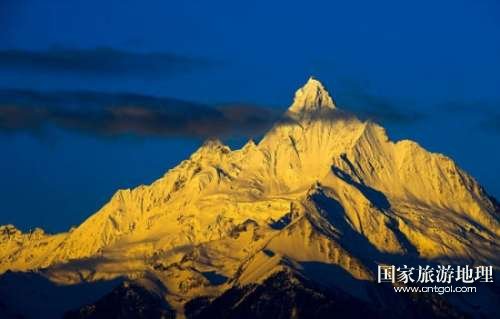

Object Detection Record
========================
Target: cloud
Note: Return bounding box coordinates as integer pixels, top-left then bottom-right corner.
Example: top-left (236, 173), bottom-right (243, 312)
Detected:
top-left (436, 100), bottom-right (500, 134)
top-left (0, 89), bottom-right (281, 138)
top-left (347, 95), bottom-right (424, 125)
top-left (0, 86), bottom-right (430, 140)
top-left (338, 91), bottom-right (425, 125)
top-left (481, 114), bottom-right (500, 133)
top-left (330, 78), bottom-right (427, 125)
top-left (436, 100), bottom-right (498, 113)
top-left (0, 47), bottom-right (211, 77)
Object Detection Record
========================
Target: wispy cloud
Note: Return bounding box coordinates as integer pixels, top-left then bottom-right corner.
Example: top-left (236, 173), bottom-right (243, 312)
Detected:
top-left (0, 47), bottom-right (211, 77)
top-left (436, 100), bottom-right (500, 134)
top-left (348, 85), bottom-right (500, 135)
top-left (6, 85), bottom-right (496, 140)
top-left (0, 89), bottom-right (280, 138)
top-left (481, 114), bottom-right (500, 133)
top-left (340, 92), bottom-right (425, 125)
top-left (0, 85), bottom-right (431, 140)
top-left (333, 79), bottom-right (427, 125)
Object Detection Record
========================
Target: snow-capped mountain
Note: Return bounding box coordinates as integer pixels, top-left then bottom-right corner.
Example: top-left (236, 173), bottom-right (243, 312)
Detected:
top-left (1, 78), bottom-right (499, 318)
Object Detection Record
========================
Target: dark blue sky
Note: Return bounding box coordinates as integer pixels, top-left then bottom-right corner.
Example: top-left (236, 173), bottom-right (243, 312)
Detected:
top-left (1, 0), bottom-right (499, 232)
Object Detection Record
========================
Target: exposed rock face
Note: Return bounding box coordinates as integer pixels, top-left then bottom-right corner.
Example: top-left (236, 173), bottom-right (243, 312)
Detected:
top-left (1, 78), bottom-right (498, 318)
top-left (186, 270), bottom-right (467, 319)
top-left (64, 282), bottom-right (175, 319)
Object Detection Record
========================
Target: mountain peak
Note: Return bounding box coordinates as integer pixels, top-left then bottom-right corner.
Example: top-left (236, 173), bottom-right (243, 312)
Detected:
top-left (288, 77), bottom-right (336, 113)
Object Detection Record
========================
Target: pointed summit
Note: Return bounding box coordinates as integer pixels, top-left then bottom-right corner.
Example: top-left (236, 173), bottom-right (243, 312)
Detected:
top-left (288, 77), bottom-right (336, 113)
